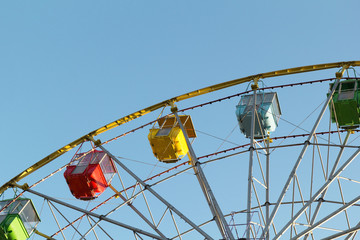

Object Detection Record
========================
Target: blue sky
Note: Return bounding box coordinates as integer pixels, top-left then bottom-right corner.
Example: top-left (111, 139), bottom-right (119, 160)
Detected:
top-left (1, 1), bottom-right (360, 239)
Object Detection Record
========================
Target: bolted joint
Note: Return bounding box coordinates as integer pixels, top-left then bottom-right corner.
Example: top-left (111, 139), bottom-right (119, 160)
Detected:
top-left (91, 138), bottom-right (102, 147)
top-left (11, 182), bottom-right (29, 191)
top-left (94, 139), bottom-right (102, 147)
top-left (171, 106), bottom-right (178, 113)
top-left (194, 161), bottom-right (201, 167)
top-left (335, 71), bottom-right (343, 79)
top-left (251, 75), bottom-right (261, 90)
top-left (87, 136), bottom-right (102, 147)
top-left (266, 136), bottom-right (273, 143)
top-left (169, 101), bottom-right (178, 113)
top-left (251, 83), bottom-right (259, 90)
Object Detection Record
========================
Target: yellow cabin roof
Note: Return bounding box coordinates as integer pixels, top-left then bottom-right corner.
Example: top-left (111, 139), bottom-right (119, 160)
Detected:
top-left (157, 115), bottom-right (197, 138)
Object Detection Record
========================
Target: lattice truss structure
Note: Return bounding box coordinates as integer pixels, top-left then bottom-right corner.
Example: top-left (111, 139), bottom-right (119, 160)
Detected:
top-left (1, 61), bottom-right (360, 240)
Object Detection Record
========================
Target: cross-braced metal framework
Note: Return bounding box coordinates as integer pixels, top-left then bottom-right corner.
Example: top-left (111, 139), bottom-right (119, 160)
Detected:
top-left (1, 61), bottom-right (360, 239)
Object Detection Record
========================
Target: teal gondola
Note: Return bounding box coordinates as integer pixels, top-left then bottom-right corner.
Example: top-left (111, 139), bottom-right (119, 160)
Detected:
top-left (236, 92), bottom-right (281, 138)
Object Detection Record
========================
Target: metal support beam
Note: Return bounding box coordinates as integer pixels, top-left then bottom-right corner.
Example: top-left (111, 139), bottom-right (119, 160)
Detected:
top-left (1, 61), bottom-right (358, 197)
top-left (303, 131), bottom-right (351, 240)
top-left (275, 147), bottom-right (360, 239)
top-left (344, 221), bottom-right (360, 240)
top-left (261, 74), bottom-right (343, 239)
top-left (327, 225), bottom-right (360, 240)
top-left (12, 185), bottom-right (164, 240)
top-left (93, 139), bottom-right (214, 240)
top-left (265, 137), bottom-right (271, 240)
top-left (82, 184), bottom-right (167, 239)
top-left (247, 82), bottom-right (258, 239)
top-left (171, 108), bottom-right (234, 240)
top-left (292, 194), bottom-right (360, 239)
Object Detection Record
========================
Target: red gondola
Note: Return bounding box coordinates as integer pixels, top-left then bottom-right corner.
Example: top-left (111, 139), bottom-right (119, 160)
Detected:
top-left (64, 150), bottom-right (116, 200)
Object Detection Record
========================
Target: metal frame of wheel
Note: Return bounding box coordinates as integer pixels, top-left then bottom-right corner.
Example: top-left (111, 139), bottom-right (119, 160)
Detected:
top-left (1, 60), bottom-right (360, 239)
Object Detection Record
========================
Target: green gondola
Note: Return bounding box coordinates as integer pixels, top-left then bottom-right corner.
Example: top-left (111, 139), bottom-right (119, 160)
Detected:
top-left (329, 79), bottom-right (360, 128)
top-left (0, 198), bottom-right (40, 240)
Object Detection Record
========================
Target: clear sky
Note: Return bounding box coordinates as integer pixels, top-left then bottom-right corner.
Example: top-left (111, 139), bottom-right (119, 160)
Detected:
top-left (1, 1), bottom-right (360, 239)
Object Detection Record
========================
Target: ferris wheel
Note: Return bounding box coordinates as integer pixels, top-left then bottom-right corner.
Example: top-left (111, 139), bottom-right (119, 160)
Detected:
top-left (1, 61), bottom-right (360, 240)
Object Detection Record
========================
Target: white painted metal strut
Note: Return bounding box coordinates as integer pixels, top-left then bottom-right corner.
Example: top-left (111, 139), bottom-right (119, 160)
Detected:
top-left (94, 140), bottom-right (214, 240)
top-left (261, 76), bottom-right (342, 239)
top-left (265, 139), bottom-right (270, 240)
top-left (325, 224), bottom-right (360, 240)
top-left (303, 131), bottom-right (351, 240)
top-left (13, 186), bottom-right (165, 240)
top-left (247, 86), bottom-right (258, 240)
top-left (172, 110), bottom-right (235, 240)
top-left (79, 187), bottom-right (167, 240)
top-left (276, 147), bottom-right (360, 239)
top-left (344, 222), bottom-right (360, 240)
top-left (292, 193), bottom-right (360, 240)
top-left (48, 200), bottom-right (87, 239)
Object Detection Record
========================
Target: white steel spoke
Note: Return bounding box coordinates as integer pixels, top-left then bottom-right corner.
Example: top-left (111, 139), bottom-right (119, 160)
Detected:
top-left (309, 139), bottom-right (315, 229)
top-left (88, 216), bottom-right (114, 240)
top-left (344, 221), bottom-right (360, 240)
top-left (265, 138), bottom-right (271, 240)
top-left (263, 74), bottom-right (353, 239)
top-left (130, 182), bottom-right (140, 203)
top-left (326, 225), bottom-right (360, 240)
top-left (336, 177), bottom-right (351, 229)
top-left (47, 200), bottom-right (67, 240)
top-left (22, 187), bottom-right (166, 239)
top-left (86, 215), bottom-right (100, 240)
top-left (304, 130), bottom-right (351, 239)
top-left (254, 139), bottom-right (268, 154)
top-left (275, 147), bottom-right (360, 239)
top-left (247, 84), bottom-right (258, 240)
top-left (252, 176), bottom-right (267, 189)
top-left (170, 210), bottom-right (183, 240)
top-left (78, 187), bottom-right (166, 239)
top-left (3, 64), bottom-right (360, 240)
top-left (290, 175), bottom-right (296, 239)
top-left (339, 176), bottom-right (360, 184)
top-left (134, 232), bottom-right (145, 240)
top-left (294, 175), bottom-right (311, 224)
top-left (48, 201), bottom-right (85, 239)
top-left (95, 139), bottom-right (214, 240)
top-left (251, 180), bottom-right (266, 231)
top-left (156, 207), bottom-right (169, 228)
top-left (114, 163), bottom-right (130, 200)
top-left (313, 135), bottom-right (327, 180)
top-left (254, 144), bottom-right (267, 186)
top-left (138, 185), bottom-right (157, 226)
top-left (292, 194), bottom-right (360, 239)
top-left (172, 110), bottom-right (233, 239)
top-left (262, 79), bottom-right (341, 238)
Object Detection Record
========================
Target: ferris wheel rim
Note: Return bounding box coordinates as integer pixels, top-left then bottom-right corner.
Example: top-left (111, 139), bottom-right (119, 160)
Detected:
top-left (1, 61), bottom-right (360, 201)
top-left (2, 61), bottom-right (360, 239)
